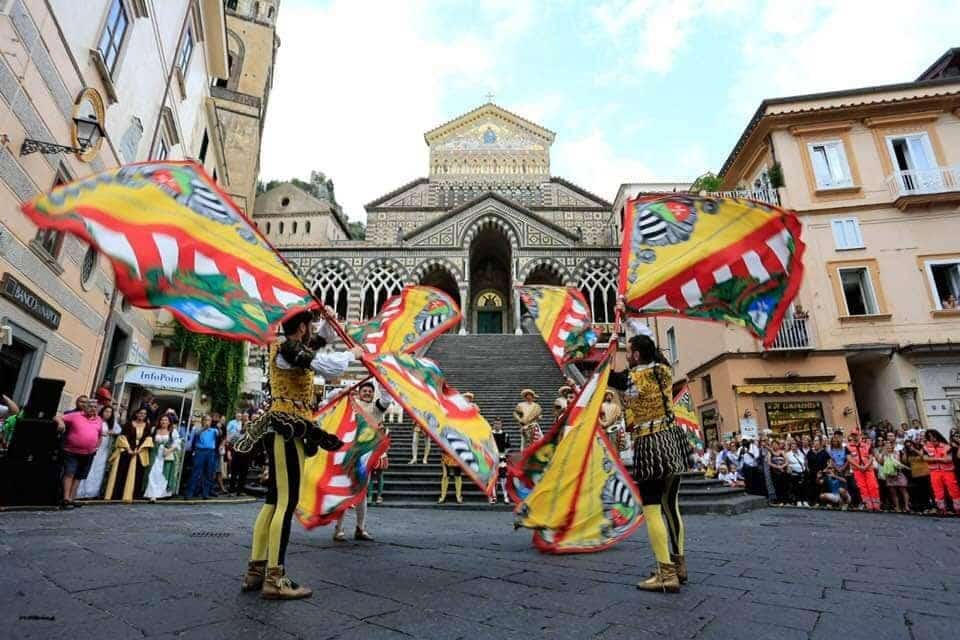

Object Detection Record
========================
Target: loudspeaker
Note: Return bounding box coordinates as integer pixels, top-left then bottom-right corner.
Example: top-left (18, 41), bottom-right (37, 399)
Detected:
top-left (0, 458), bottom-right (60, 506)
top-left (7, 418), bottom-right (60, 461)
top-left (23, 377), bottom-right (65, 420)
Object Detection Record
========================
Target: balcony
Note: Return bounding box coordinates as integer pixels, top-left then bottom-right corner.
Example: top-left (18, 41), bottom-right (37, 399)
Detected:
top-left (707, 188), bottom-right (779, 206)
top-left (767, 315), bottom-right (813, 351)
top-left (885, 165), bottom-right (960, 210)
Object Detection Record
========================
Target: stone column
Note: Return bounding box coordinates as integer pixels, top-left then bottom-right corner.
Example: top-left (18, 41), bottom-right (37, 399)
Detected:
top-left (459, 284), bottom-right (469, 335)
top-left (513, 257), bottom-right (522, 335)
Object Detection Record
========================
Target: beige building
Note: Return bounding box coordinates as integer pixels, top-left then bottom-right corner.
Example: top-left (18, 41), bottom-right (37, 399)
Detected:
top-left (254, 172), bottom-right (351, 251)
top-left (0, 0), bottom-right (228, 410)
top-left (211, 0), bottom-right (279, 214)
top-left (617, 49), bottom-right (960, 441)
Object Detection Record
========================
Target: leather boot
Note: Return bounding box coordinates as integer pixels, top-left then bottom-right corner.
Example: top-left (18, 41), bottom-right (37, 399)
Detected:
top-left (438, 473), bottom-right (449, 503)
top-left (241, 560), bottom-right (266, 592)
top-left (637, 562), bottom-right (680, 593)
top-left (671, 554), bottom-right (688, 584)
top-left (261, 566), bottom-right (312, 600)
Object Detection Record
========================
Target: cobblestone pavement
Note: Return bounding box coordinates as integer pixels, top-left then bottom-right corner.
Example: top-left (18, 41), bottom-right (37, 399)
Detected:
top-left (1, 503), bottom-right (958, 639)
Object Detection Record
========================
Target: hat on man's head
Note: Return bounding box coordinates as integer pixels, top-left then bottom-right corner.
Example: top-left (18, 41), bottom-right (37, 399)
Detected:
top-left (558, 385), bottom-right (572, 396)
top-left (520, 388), bottom-right (539, 399)
top-left (462, 391), bottom-right (475, 401)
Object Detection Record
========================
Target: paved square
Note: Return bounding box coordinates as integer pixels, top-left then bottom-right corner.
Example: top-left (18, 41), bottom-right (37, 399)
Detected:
top-left (1, 504), bottom-right (957, 639)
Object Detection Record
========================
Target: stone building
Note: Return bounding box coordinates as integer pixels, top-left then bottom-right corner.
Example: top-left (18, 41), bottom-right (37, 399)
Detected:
top-left (260, 102), bottom-right (622, 334)
top-left (213, 0), bottom-right (279, 214)
top-left (0, 0), bottom-right (228, 409)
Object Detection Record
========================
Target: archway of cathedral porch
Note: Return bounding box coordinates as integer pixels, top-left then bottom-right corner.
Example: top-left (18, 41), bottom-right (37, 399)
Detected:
top-left (468, 223), bottom-right (513, 334)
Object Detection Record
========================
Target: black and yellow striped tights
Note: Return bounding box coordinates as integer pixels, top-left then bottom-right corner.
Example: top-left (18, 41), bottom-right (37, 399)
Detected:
top-left (639, 474), bottom-right (685, 563)
top-left (250, 434), bottom-right (304, 569)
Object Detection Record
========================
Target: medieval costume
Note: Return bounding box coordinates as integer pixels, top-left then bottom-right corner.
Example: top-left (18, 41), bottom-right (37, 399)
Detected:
top-left (600, 389), bottom-right (629, 463)
top-left (369, 426), bottom-right (389, 505)
top-left (334, 382), bottom-right (388, 541)
top-left (609, 320), bottom-right (689, 593)
top-left (438, 452), bottom-right (463, 504)
top-left (144, 427), bottom-right (183, 500)
top-left (515, 389), bottom-right (543, 450)
top-left (553, 386), bottom-right (571, 422)
top-left (76, 407), bottom-right (121, 499)
top-left (241, 312), bottom-right (353, 600)
top-left (409, 426), bottom-right (432, 464)
top-left (923, 430), bottom-right (960, 515)
top-left (104, 418), bottom-right (153, 503)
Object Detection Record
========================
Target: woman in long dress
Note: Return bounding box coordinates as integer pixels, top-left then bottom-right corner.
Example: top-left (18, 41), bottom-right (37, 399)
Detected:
top-left (144, 414), bottom-right (182, 501)
top-left (104, 408), bottom-right (153, 503)
top-left (76, 406), bottom-right (121, 499)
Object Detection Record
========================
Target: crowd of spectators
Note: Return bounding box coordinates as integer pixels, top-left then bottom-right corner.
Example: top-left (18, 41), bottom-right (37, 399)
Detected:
top-left (693, 420), bottom-right (960, 516)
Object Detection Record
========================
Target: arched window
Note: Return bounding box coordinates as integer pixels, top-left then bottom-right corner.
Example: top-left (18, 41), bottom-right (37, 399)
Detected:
top-left (268, 6), bottom-right (275, 19)
top-left (266, 221), bottom-right (271, 234)
top-left (314, 266), bottom-right (350, 320)
top-left (578, 265), bottom-right (617, 324)
top-left (361, 265), bottom-right (403, 319)
top-left (292, 221), bottom-right (298, 234)
top-left (305, 221), bottom-right (311, 234)
top-left (279, 221), bottom-right (284, 234)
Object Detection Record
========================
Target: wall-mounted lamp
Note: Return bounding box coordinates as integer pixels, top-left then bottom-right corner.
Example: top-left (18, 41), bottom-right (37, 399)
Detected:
top-left (21, 113), bottom-right (104, 156)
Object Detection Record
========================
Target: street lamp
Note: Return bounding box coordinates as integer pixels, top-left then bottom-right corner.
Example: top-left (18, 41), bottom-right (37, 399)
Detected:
top-left (20, 113), bottom-right (104, 157)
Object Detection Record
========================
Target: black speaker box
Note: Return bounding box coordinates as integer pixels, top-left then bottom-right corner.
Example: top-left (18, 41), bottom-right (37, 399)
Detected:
top-left (23, 377), bottom-right (65, 420)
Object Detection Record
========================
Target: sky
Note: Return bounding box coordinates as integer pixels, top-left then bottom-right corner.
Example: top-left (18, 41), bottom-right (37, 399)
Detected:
top-left (259, 0), bottom-right (960, 221)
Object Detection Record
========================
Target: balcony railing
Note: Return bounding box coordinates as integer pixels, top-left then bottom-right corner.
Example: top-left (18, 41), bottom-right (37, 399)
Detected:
top-left (767, 315), bottom-right (813, 350)
top-left (885, 165), bottom-right (960, 199)
top-left (707, 188), bottom-right (779, 205)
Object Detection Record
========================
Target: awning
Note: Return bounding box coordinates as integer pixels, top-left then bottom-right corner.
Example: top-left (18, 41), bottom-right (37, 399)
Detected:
top-left (737, 382), bottom-right (848, 395)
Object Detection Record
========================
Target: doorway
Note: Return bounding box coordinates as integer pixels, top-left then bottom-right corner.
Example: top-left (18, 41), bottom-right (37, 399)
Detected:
top-left (0, 323), bottom-right (44, 403)
top-left (468, 221), bottom-right (512, 333)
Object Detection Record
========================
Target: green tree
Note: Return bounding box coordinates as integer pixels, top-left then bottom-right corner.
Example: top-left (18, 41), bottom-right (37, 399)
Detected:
top-left (172, 323), bottom-right (245, 416)
top-left (347, 221), bottom-right (366, 240)
top-left (690, 172), bottom-right (723, 192)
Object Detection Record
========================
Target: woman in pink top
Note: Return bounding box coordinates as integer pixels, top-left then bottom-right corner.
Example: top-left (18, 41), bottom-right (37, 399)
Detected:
top-left (55, 398), bottom-right (104, 509)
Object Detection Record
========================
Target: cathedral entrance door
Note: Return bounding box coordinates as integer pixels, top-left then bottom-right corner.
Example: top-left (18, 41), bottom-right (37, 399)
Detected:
top-left (473, 290), bottom-right (505, 334)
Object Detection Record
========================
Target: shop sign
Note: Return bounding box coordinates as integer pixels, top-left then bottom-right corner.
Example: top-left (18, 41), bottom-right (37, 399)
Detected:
top-left (123, 365), bottom-right (199, 392)
top-left (700, 406), bottom-right (719, 443)
top-left (1, 273), bottom-right (61, 329)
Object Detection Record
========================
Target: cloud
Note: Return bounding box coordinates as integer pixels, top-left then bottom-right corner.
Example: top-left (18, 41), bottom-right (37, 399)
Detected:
top-left (728, 0), bottom-right (959, 117)
top-left (552, 129), bottom-right (661, 201)
top-left (260, 1), bottom-right (496, 220)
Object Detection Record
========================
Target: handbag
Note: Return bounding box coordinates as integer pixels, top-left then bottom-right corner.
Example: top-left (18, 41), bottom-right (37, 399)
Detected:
top-left (632, 364), bottom-right (689, 483)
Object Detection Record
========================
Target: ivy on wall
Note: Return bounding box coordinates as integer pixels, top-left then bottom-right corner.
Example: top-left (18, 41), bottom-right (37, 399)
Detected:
top-left (172, 323), bottom-right (245, 416)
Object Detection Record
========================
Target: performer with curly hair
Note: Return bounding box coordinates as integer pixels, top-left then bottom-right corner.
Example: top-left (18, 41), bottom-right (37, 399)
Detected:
top-left (609, 306), bottom-right (690, 593)
top-left (240, 311), bottom-right (363, 600)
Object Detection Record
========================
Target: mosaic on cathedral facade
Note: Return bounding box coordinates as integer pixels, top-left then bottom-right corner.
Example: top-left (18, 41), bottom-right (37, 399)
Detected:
top-left (255, 103), bottom-right (621, 334)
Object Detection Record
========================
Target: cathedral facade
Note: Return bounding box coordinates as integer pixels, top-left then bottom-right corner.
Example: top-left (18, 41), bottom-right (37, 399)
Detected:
top-left (256, 103), bottom-right (621, 333)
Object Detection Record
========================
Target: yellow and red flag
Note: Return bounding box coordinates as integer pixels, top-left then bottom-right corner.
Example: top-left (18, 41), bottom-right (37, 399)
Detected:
top-left (347, 286), bottom-right (460, 356)
top-left (620, 195), bottom-right (804, 347)
top-left (514, 351), bottom-right (643, 553)
top-left (20, 161), bottom-right (315, 344)
top-left (517, 285), bottom-right (596, 366)
top-left (296, 392), bottom-right (390, 529)
top-left (673, 385), bottom-right (704, 451)
top-left (365, 353), bottom-right (498, 495)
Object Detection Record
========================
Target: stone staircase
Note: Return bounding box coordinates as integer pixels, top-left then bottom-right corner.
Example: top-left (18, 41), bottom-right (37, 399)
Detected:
top-left (374, 334), bottom-right (766, 515)
top-left (377, 334), bottom-right (565, 509)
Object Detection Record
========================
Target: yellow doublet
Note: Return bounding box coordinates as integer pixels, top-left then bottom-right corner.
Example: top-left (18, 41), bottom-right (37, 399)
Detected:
top-left (623, 363), bottom-right (673, 429)
top-left (268, 343), bottom-right (315, 420)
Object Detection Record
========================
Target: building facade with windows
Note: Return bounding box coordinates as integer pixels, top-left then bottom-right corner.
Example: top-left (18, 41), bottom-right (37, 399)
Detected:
top-left (626, 49), bottom-right (960, 440)
top-left (0, 0), bottom-right (227, 410)
top-left (258, 102), bottom-right (622, 338)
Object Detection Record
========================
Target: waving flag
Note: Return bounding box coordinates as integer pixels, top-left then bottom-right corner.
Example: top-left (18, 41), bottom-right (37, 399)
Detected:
top-left (506, 411), bottom-right (566, 505)
top-left (296, 393), bottom-right (390, 529)
top-left (365, 353), bottom-right (498, 495)
top-left (20, 161), bottom-right (315, 343)
top-left (347, 286), bottom-right (460, 355)
top-left (517, 285), bottom-right (596, 366)
top-left (620, 195), bottom-right (804, 347)
top-left (515, 352), bottom-right (643, 554)
top-left (673, 385), bottom-right (704, 451)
